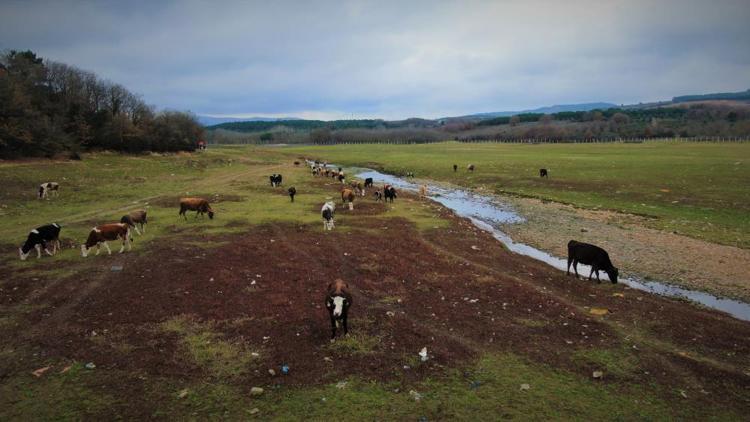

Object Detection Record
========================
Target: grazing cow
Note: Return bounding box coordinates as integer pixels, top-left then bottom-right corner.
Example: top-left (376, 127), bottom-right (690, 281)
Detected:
top-left (19, 223), bottom-right (61, 260)
top-left (321, 201), bottom-right (335, 230)
top-left (81, 223), bottom-right (131, 257)
top-left (325, 279), bottom-right (352, 339)
top-left (38, 182), bottom-right (59, 199)
top-left (179, 197), bottom-right (215, 220)
top-left (406, 172), bottom-right (414, 178)
top-left (567, 240), bottom-right (619, 283)
top-left (337, 171), bottom-right (346, 184)
top-left (467, 164), bottom-right (475, 172)
top-left (294, 161), bottom-right (300, 166)
top-left (384, 185), bottom-right (397, 203)
top-left (350, 180), bottom-right (365, 196)
top-left (324, 168), bottom-right (331, 177)
top-left (120, 210), bottom-right (148, 235)
top-left (419, 184), bottom-right (427, 197)
top-left (364, 177), bottom-right (374, 188)
top-left (341, 188), bottom-right (355, 210)
top-left (270, 174), bottom-right (283, 187)
top-left (453, 164), bottom-right (458, 172)
top-left (288, 186), bottom-right (297, 202)
top-left (540, 168), bottom-right (548, 178)
top-left (373, 190), bottom-right (383, 202)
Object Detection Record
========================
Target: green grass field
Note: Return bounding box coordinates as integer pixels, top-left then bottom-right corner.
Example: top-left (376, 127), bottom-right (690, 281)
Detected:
top-left (287, 141), bottom-right (750, 248)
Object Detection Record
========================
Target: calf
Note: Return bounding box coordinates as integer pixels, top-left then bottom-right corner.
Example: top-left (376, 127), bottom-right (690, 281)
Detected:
top-left (567, 240), bottom-right (619, 283)
top-left (81, 223), bottom-right (131, 257)
top-left (453, 164), bottom-right (458, 172)
top-left (419, 184), bottom-right (427, 197)
top-left (120, 210), bottom-right (148, 235)
top-left (38, 182), bottom-right (59, 199)
top-left (350, 180), bottom-right (365, 196)
top-left (19, 223), bottom-right (61, 260)
top-left (325, 279), bottom-right (352, 339)
top-left (179, 197), bottom-right (215, 220)
top-left (467, 164), bottom-right (475, 172)
top-left (288, 186), bottom-right (297, 202)
top-left (373, 190), bottom-right (383, 202)
top-left (321, 201), bottom-right (336, 230)
top-left (294, 161), bottom-right (300, 166)
top-left (270, 174), bottom-right (283, 187)
top-left (337, 171), bottom-right (346, 184)
top-left (384, 185), bottom-right (397, 203)
top-left (540, 168), bottom-right (548, 178)
top-left (341, 188), bottom-right (355, 210)
top-left (364, 177), bottom-right (374, 188)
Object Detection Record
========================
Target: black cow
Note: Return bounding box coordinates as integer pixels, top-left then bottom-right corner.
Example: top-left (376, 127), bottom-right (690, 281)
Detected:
top-left (567, 240), bottom-right (619, 283)
top-left (540, 168), bottom-right (548, 178)
top-left (288, 186), bottom-right (297, 202)
top-left (384, 185), bottom-right (397, 203)
top-left (364, 177), bottom-right (374, 188)
top-left (453, 164), bottom-right (458, 172)
top-left (270, 174), bottom-right (283, 187)
top-left (19, 223), bottom-right (62, 260)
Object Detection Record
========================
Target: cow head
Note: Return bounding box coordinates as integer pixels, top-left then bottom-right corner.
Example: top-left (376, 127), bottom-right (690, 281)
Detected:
top-left (208, 210), bottom-right (215, 219)
top-left (19, 247), bottom-right (31, 261)
top-left (606, 267), bottom-right (619, 284)
top-left (81, 244), bottom-right (90, 257)
top-left (327, 296), bottom-right (347, 317)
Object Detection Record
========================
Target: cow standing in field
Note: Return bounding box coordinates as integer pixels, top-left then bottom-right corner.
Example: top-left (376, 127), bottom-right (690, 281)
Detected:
top-left (364, 178), bottom-right (374, 188)
top-left (467, 164), bottom-right (475, 172)
top-left (453, 164), bottom-right (458, 172)
top-left (38, 182), bottom-right (59, 199)
top-left (373, 190), bottom-right (383, 202)
top-left (19, 223), bottom-right (62, 260)
top-left (288, 186), bottom-right (297, 202)
top-left (350, 180), bottom-right (365, 196)
top-left (567, 240), bottom-right (619, 283)
top-left (337, 171), bottom-right (346, 184)
top-left (325, 279), bottom-right (352, 339)
top-left (120, 210), bottom-right (148, 235)
top-left (341, 188), bottom-right (355, 210)
top-left (384, 185), bottom-right (397, 203)
top-left (419, 184), bottom-right (427, 197)
top-left (540, 168), bottom-right (548, 178)
top-left (270, 174), bottom-right (283, 187)
top-left (321, 201), bottom-right (336, 230)
top-left (81, 223), bottom-right (131, 257)
top-left (179, 197), bottom-right (215, 220)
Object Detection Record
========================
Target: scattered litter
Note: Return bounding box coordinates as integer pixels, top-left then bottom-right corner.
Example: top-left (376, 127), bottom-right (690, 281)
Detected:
top-left (270, 239), bottom-right (275, 243)
top-left (386, 311), bottom-right (395, 317)
top-left (403, 365), bottom-right (411, 370)
top-left (268, 369), bottom-right (276, 376)
top-left (612, 293), bottom-right (625, 298)
top-left (209, 277), bottom-right (214, 282)
top-left (251, 352), bottom-right (260, 357)
top-left (32, 366), bottom-right (50, 377)
top-left (249, 408), bottom-right (260, 415)
top-left (250, 387), bottom-right (264, 396)
top-left (468, 299), bottom-right (479, 304)
top-left (470, 245), bottom-right (480, 251)
top-left (593, 371), bottom-right (604, 379)
top-left (469, 380), bottom-right (482, 389)
top-left (323, 357), bottom-right (333, 363)
top-left (680, 390), bottom-right (688, 399)
top-left (409, 390), bottom-right (422, 401)
top-left (281, 365), bottom-right (290, 375)
top-left (520, 383), bottom-right (531, 391)
top-left (250, 280), bottom-right (256, 285)
top-left (419, 347), bottom-right (428, 362)
top-left (178, 389), bottom-right (189, 399)
top-left (336, 381), bottom-right (348, 389)
top-left (589, 308), bottom-right (609, 316)
top-left (110, 265), bottom-right (123, 272)
top-left (565, 340), bottom-right (574, 345)
top-left (59, 365), bottom-right (71, 374)
top-left (85, 362), bottom-right (96, 370)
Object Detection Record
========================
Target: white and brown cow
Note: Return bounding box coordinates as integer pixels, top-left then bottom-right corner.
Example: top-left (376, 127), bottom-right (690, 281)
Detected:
top-left (81, 223), bottom-right (131, 257)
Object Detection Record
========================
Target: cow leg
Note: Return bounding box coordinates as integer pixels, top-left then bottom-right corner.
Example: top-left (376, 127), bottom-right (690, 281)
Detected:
top-left (588, 266), bottom-right (595, 281)
top-left (343, 314), bottom-right (349, 336)
top-left (330, 315), bottom-right (337, 339)
top-left (35, 244), bottom-right (42, 258)
top-left (141, 223), bottom-right (146, 234)
top-left (566, 256), bottom-right (572, 276)
top-left (573, 261), bottom-right (580, 279)
top-left (594, 267), bottom-right (601, 283)
top-left (96, 244), bottom-right (101, 256)
top-left (103, 242), bottom-right (112, 255)
top-left (134, 226), bottom-right (142, 236)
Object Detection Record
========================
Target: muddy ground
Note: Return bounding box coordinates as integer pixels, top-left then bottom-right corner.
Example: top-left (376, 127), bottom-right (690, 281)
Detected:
top-left (499, 196), bottom-right (750, 302)
top-left (1, 177), bottom-right (749, 418)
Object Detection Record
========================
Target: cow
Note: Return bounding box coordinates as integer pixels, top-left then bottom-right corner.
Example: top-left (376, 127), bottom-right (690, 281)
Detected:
top-left (453, 164), bottom-right (458, 172)
top-left (19, 223), bottom-right (62, 260)
top-left (120, 210), bottom-right (148, 235)
top-left (270, 174), bottom-right (283, 187)
top-left (373, 190), bottom-right (383, 202)
top-left (38, 182), bottom-right (59, 199)
top-left (406, 172), bottom-right (414, 178)
top-left (540, 168), bottom-right (548, 178)
top-left (419, 184), bottom-right (427, 197)
top-left (325, 279), bottom-right (352, 339)
top-left (341, 188), bottom-right (355, 210)
top-left (81, 223), bottom-right (131, 257)
top-left (567, 240), bottom-right (619, 283)
top-left (321, 201), bottom-right (335, 230)
top-left (364, 177), bottom-right (374, 188)
top-left (294, 161), bottom-right (301, 166)
top-left (288, 186), bottom-right (297, 202)
top-left (467, 164), bottom-right (475, 172)
top-left (384, 185), bottom-right (397, 203)
top-left (179, 197), bottom-right (215, 220)
top-left (350, 180), bottom-right (365, 196)
top-left (337, 171), bottom-right (346, 184)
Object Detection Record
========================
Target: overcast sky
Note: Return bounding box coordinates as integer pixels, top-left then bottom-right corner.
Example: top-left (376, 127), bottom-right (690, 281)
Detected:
top-left (2, 0), bottom-right (749, 120)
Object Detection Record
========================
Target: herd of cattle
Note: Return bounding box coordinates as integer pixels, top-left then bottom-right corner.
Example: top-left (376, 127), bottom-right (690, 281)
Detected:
top-left (20, 160), bottom-right (617, 338)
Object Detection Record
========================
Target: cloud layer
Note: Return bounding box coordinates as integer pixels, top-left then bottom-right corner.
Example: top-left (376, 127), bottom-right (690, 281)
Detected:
top-left (2, 0), bottom-right (749, 119)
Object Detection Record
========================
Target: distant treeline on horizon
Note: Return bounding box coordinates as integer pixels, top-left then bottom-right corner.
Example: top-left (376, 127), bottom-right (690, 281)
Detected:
top-left (0, 50), bottom-right (203, 159)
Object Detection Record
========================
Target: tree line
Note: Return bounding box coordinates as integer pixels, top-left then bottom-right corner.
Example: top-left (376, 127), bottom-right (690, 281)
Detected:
top-left (0, 50), bottom-right (203, 159)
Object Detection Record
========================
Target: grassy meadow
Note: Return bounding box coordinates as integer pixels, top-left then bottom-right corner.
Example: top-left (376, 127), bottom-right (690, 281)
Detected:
top-left (1, 145), bottom-right (749, 420)
top-left (288, 141), bottom-right (750, 248)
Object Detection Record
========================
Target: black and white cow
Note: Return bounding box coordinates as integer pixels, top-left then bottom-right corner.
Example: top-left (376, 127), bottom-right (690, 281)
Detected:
top-left (38, 182), bottom-right (59, 199)
top-left (270, 174), bottom-right (283, 187)
top-left (321, 201), bottom-right (335, 230)
top-left (19, 223), bottom-right (62, 260)
top-left (325, 279), bottom-right (352, 339)
top-left (540, 168), bottom-right (548, 178)
top-left (384, 185), bottom-right (397, 203)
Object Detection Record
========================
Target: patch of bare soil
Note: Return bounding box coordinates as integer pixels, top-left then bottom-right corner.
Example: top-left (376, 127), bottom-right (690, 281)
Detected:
top-left (500, 196), bottom-right (750, 302)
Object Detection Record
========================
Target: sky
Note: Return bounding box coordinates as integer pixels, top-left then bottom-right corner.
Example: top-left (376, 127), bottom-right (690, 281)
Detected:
top-left (2, 0), bottom-right (749, 120)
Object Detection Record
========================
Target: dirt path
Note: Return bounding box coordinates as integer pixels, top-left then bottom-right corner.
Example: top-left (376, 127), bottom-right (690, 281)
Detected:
top-left (499, 196), bottom-right (750, 302)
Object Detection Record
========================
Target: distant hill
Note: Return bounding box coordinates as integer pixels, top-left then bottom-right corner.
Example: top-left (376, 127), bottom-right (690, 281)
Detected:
top-left (672, 89), bottom-right (750, 103)
top-left (197, 115), bottom-right (301, 126)
top-left (448, 102), bottom-right (618, 121)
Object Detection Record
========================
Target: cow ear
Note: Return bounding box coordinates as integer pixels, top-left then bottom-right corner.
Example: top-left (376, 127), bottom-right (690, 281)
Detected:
top-left (325, 297), bottom-right (333, 308)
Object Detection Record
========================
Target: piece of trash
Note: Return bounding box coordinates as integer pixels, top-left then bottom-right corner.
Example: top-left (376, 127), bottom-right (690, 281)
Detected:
top-left (249, 408), bottom-right (260, 415)
top-left (612, 293), bottom-right (625, 298)
top-left (32, 366), bottom-right (51, 377)
top-left (520, 383), bottom-right (531, 391)
top-left (593, 371), bottom-right (604, 379)
top-left (680, 390), bottom-right (688, 399)
top-left (178, 389), bottom-right (189, 398)
top-left (589, 308), bottom-right (609, 316)
top-left (110, 265), bottom-right (123, 272)
top-left (281, 365), bottom-right (290, 375)
top-left (386, 311), bottom-right (395, 317)
top-left (565, 340), bottom-right (574, 345)
top-left (268, 369), bottom-right (276, 376)
top-left (470, 245), bottom-right (480, 251)
top-left (250, 387), bottom-right (264, 396)
top-left (250, 280), bottom-right (257, 285)
top-left (469, 380), bottom-right (482, 389)
top-left (323, 357), bottom-right (333, 362)
top-left (409, 390), bottom-right (422, 401)
top-left (336, 381), bottom-right (348, 389)
top-left (85, 362), bottom-right (96, 370)
top-left (403, 365), bottom-right (411, 370)
top-left (419, 347), bottom-right (428, 362)
top-left (468, 299), bottom-right (479, 304)
top-left (251, 352), bottom-right (260, 357)
top-left (59, 365), bottom-right (71, 374)
top-left (209, 277), bottom-right (214, 282)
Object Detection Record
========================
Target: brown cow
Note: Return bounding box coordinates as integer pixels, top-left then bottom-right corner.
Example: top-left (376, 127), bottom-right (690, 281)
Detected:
top-left (81, 223), bottom-right (131, 257)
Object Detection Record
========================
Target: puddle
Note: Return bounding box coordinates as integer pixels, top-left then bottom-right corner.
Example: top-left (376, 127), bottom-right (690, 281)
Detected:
top-left (353, 168), bottom-right (750, 322)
